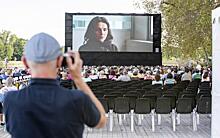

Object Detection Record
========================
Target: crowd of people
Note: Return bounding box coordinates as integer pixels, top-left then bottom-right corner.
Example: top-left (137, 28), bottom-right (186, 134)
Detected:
top-left (57, 64), bottom-right (212, 86)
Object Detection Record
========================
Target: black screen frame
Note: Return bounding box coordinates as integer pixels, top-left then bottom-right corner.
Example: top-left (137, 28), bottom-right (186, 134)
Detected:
top-left (65, 12), bottom-right (162, 66)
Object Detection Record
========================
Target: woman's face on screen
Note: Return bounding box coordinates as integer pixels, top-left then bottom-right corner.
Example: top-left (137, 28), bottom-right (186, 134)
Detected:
top-left (95, 22), bottom-right (108, 42)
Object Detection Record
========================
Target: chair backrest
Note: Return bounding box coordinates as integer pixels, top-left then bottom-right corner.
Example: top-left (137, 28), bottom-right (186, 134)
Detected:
top-left (104, 94), bottom-right (118, 109)
top-left (192, 79), bottom-right (201, 86)
top-left (162, 93), bottom-right (176, 109)
top-left (136, 89), bottom-right (145, 96)
top-left (142, 85), bottom-right (152, 91)
top-left (196, 91), bottom-right (211, 103)
top-left (179, 93), bottom-right (196, 108)
top-left (155, 97), bottom-right (171, 114)
top-left (197, 96), bottom-right (211, 114)
top-left (189, 80), bottom-right (200, 87)
top-left (123, 93), bottom-right (138, 109)
top-left (163, 84), bottom-right (175, 90)
top-left (152, 84), bottom-right (163, 89)
top-left (199, 81), bottom-right (211, 91)
top-left (114, 97), bottom-right (130, 114)
top-left (142, 93), bottom-right (157, 109)
top-left (200, 81), bottom-right (211, 87)
top-left (110, 92), bottom-right (123, 97)
top-left (134, 98), bottom-right (151, 114)
top-left (151, 88), bottom-right (163, 97)
top-left (98, 98), bottom-right (109, 113)
top-left (198, 89), bottom-right (211, 95)
top-left (180, 80), bottom-right (190, 88)
top-left (176, 98), bottom-right (193, 114)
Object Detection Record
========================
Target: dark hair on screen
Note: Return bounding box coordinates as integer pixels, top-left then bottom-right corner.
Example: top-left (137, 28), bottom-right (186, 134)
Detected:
top-left (83, 16), bottom-right (113, 44)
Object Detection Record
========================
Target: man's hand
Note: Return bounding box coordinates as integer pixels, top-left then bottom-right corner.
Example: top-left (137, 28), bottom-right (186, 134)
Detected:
top-left (66, 51), bottom-right (83, 80)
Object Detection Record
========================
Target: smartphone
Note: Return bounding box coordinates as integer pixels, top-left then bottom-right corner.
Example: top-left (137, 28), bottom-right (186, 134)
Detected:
top-left (61, 53), bottom-right (74, 67)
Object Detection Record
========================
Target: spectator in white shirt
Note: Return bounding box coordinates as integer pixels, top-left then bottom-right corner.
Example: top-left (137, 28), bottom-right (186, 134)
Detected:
top-left (117, 71), bottom-right (131, 82)
top-left (181, 67), bottom-right (192, 82)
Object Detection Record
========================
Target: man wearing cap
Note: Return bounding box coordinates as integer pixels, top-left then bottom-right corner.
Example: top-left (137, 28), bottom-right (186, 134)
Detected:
top-left (3, 32), bottom-right (106, 138)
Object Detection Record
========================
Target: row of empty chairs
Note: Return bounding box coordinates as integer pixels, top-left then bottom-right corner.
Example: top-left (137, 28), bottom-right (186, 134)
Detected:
top-left (99, 95), bottom-right (211, 132)
top-left (85, 79), bottom-right (211, 132)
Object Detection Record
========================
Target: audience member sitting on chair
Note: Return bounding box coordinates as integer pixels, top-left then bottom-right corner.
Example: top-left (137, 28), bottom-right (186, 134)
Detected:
top-left (152, 73), bottom-right (163, 86)
top-left (181, 67), bottom-right (192, 82)
top-left (0, 76), bottom-right (17, 125)
top-left (201, 71), bottom-right (210, 82)
top-left (117, 71), bottom-right (131, 82)
top-left (192, 69), bottom-right (201, 80)
top-left (164, 73), bottom-right (176, 85)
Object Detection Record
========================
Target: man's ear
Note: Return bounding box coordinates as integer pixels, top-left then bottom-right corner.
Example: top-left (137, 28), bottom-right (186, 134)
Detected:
top-left (21, 56), bottom-right (29, 69)
top-left (57, 56), bottom-right (63, 68)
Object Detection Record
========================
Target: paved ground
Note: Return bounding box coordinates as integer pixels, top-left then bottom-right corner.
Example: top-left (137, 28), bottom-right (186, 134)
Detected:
top-left (0, 113), bottom-right (211, 138)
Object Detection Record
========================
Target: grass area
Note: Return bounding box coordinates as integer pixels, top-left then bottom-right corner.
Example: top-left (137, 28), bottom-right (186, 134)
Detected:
top-left (0, 61), bottom-right (24, 69)
top-left (0, 59), bottom-right (197, 69)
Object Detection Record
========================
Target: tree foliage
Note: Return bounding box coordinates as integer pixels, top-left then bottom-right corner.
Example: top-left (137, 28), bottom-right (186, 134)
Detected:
top-left (0, 30), bottom-right (27, 61)
top-left (135, 0), bottom-right (220, 64)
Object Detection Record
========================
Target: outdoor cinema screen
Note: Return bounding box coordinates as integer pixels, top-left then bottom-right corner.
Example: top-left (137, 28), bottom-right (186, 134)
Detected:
top-left (65, 13), bottom-right (162, 65)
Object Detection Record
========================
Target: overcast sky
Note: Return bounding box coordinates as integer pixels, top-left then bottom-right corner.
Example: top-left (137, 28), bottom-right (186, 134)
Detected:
top-left (0, 0), bottom-right (144, 46)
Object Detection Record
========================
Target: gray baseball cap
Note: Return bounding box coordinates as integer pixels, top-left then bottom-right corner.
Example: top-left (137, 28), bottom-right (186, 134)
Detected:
top-left (24, 32), bottom-right (63, 63)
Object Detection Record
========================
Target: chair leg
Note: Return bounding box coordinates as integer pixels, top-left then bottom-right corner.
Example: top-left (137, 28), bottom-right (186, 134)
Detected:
top-left (119, 114), bottom-right (122, 125)
top-left (138, 114), bottom-right (142, 125)
top-left (151, 109), bottom-right (155, 132)
top-left (109, 109), bottom-right (113, 131)
top-left (3, 114), bottom-right (6, 132)
top-left (141, 114), bottom-right (144, 120)
top-left (123, 114), bottom-right (126, 120)
top-left (197, 114), bottom-right (200, 125)
top-left (158, 114), bottom-right (161, 125)
top-left (193, 109), bottom-right (197, 131)
top-left (131, 110), bottom-right (134, 132)
top-left (172, 109), bottom-right (176, 131)
top-left (177, 114), bottom-right (180, 125)
top-left (88, 127), bottom-right (93, 132)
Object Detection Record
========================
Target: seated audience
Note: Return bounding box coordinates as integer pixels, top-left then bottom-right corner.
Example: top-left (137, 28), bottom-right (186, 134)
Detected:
top-left (0, 76), bottom-right (17, 93)
top-left (201, 71), bottom-right (210, 82)
top-left (138, 69), bottom-right (145, 79)
top-left (117, 71), bottom-right (131, 82)
top-left (152, 73), bottom-right (163, 85)
top-left (108, 70), bottom-right (117, 80)
top-left (164, 73), bottom-right (176, 85)
top-left (82, 71), bottom-right (92, 82)
top-left (89, 72), bottom-right (99, 80)
top-left (0, 76), bottom-right (17, 125)
top-left (130, 70), bottom-right (139, 80)
top-left (192, 69), bottom-right (201, 80)
top-left (181, 67), bottom-right (192, 82)
top-left (98, 70), bottom-right (107, 79)
top-left (144, 71), bottom-right (153, 80)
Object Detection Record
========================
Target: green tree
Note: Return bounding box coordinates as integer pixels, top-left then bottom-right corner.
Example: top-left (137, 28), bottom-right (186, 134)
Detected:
top-left (135, 0), bottom-right (220, 64)
top-left (0, 30), bottom-right (13, 60)
top-left (0, 30), bottom-right (27, 61)
top-left (12, 38), bottom-right (27, 61)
